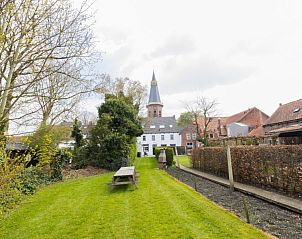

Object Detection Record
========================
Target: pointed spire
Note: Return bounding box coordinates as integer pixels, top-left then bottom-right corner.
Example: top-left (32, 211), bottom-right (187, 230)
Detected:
top-left (152, 69), bottom-right (156, 81)
top-left (148, 70), bottom-right (162, 104)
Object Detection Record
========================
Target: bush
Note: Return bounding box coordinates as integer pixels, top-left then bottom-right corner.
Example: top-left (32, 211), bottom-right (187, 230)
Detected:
top-left (72, 146), bottom-right (89, 169)
top-left (51, 149), bottom-right (71, 180)
top-left (0, 147), bottom-right (26, 214)
top-left (19, 167), bottom-right (52, 195)
top-left (165, 147), bottom-right (174, 167)
top-left (154, 147), bottom-right (161, 160)
top-left (130, 143), bottom-right (137, 165)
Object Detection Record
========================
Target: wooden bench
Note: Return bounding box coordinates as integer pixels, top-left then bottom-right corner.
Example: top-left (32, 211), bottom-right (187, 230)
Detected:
top-left (109, 166), bottom-right (139, 189)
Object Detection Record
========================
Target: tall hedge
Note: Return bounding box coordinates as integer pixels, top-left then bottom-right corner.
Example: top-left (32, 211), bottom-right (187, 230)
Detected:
top-left (191, 145), bottom-right (302, 198)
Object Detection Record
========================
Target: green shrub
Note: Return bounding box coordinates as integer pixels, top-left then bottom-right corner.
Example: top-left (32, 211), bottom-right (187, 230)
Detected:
top-left (19, 167), bottom-right (52, 195)
top-left (0, 148), bottom-right (26, 214)
top-left (165, 147), bottom-right (174, 167)
top-left (72, 146), bottom-right (89, 169)
top-left (51, 149), bottom-right (71, 180)
top-left (130, 143), bottom-right (137, 165)
top-left (154, 147), bottom-right (161, 160)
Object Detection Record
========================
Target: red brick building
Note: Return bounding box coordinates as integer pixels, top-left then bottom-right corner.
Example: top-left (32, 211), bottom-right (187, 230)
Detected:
top-left (181, 107), bottom-right (269, 149)
top-left (263, 99), bottom-right (302, 144)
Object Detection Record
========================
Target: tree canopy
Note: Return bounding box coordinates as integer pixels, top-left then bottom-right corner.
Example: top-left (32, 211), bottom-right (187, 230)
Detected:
top-left (87, 94), bottom-right (143, 170)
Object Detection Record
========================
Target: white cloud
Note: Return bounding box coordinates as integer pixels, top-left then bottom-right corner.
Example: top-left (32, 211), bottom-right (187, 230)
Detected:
top-left (85, 0), bottom-right (302, 117)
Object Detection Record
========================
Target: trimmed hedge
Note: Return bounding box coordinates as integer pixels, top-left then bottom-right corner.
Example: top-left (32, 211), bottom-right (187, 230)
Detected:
top-left (192, 145), bottom-right (302, 198)
top-left (154, 147), bottom-right (174, 167)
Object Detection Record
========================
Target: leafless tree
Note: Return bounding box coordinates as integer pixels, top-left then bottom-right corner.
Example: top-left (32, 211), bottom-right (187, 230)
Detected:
top-left (0, 0), bottom-right (99, 133)
top-left (185, 96), bottom-right (218, 146)
top-left (96, 74), bottom-right (148, 114)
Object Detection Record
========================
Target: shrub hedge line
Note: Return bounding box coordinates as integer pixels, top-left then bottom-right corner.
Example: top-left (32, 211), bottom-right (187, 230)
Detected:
top-left (192, 145), bottom-right (302, 198)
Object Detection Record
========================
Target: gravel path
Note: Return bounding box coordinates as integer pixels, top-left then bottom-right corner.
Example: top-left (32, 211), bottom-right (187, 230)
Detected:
top-left (167, 167), bottom-right (302, 239)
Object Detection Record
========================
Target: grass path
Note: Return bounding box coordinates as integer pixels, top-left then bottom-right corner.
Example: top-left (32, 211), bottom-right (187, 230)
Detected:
top-left (0, 158), bottom-right (269, 239)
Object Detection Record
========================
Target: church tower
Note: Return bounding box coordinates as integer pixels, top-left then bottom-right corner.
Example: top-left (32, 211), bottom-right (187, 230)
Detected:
top-left (147, 71), bottom-right (163, 118)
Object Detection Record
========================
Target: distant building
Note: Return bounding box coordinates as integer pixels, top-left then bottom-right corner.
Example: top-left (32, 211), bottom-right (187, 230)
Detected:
top-left (181, 107), bottom-right (269, 149)
top-left (226, 107), bottom-right (269, 137)
top-left (137, 71), bottom-right (182, 156)
top-left (263, 99), bottom-right (302, 144)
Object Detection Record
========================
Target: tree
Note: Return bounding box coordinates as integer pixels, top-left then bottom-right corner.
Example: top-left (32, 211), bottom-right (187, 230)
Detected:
top-left (96, 74), bottom-right (148, 115)
top-left (183, 97), bottom-right (218, 146)
top-left (71, 118), bottom-right (85, 148)
top-left (87, 94), bottom-right (143, 170)
top-left (0, 0), bottom-right (98, 133)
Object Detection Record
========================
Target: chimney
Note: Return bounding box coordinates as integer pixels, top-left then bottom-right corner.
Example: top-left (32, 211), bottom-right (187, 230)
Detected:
top-left (218, 118), bottom-right (222, 136)
top-left (279, 103), bottom-right (282, 107)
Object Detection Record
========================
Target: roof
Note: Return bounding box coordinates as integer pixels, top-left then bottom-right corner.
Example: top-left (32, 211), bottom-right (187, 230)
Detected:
top-left (142, 116), bottom-right (180, 134)
top-left (226, 107), bottom-right (269, 127)
top-left (264, 99), bottom-right (302, 126)
top-left (248, 126), bottom-right (265, 137)
top-left (148, 71), bottom-right (162, 104)
top-left (268, 124), bottom-right (302, 134)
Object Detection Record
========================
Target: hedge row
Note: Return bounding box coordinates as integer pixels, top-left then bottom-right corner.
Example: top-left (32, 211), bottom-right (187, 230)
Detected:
top-left (154, 147), bottom-right (174, 166)
top-left (191, 145), bottom-right (302, 198)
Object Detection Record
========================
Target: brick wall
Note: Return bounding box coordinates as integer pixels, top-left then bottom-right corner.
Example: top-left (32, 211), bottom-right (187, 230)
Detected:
top-left (192, 145), bottom-right (302, 198)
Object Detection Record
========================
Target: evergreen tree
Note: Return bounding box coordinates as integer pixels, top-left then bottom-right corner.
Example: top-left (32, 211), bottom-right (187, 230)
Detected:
top-left (71, 118), bottom-right (85, 148)
top-left (88, 94), bottom-right (143, 170)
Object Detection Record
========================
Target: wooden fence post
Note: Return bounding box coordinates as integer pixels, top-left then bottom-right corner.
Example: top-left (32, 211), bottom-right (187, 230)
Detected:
top-left (227, 145), bottom-right (234, 192)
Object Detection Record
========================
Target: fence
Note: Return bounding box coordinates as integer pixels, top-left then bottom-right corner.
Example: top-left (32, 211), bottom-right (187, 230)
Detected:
top-left (192, 145), bottom-right (302, 198)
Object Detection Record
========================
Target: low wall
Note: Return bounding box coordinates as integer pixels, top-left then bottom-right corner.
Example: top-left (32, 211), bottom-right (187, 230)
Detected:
top-left (192, 145), bottom-right (302, 198)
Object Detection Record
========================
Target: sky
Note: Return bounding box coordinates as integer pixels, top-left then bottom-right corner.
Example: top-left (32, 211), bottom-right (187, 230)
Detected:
top-left (81, 0), bottom-right (302, 118)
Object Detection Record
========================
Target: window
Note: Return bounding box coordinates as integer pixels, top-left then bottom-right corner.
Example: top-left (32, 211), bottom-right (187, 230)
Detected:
top-left (159, 111), bottom-right (162, 117)
top-left (186, 142), bottom-right (193, 149)
top-left (143, 135), bottom-right (146, 141)
top-left (209, 133), bottom-right (214, 139)
top-left (153, 110), bottom-right (157, 117)
top-left (152, 135), bottom-right (155, 141)
top-left (143, 144), bottom-right (149, 152)
top-left (170, 134), bottom-right (174, 140)
top-left (159, 125), bottom-right (165, 128)
top-left (170, 144), bottom-right (176, 147)
top-left (192, 133), bottom-right (196, 140)
top-left (293, 108), bottom-right (300, 113)
top-left (169, 125), bottom-right (173, 128)
top-left (161, 135), bottom-right (165, 140)
top-left (150, 125), bottom-right (155, 128)
top-left (186, 133), bottom-right (191, 140)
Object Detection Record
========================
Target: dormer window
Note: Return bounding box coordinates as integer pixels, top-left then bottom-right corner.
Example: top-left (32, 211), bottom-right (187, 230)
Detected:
top-left (169, 125), bottom-right (173, 128)
top-left (159, 125), bottom-right (165, 128)
top-left (150, 125), bottom-right (156, 128)
top-left (293, 108), bottom-right (300, 113)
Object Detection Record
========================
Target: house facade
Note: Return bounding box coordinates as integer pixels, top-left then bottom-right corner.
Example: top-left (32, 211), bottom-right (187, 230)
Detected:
top-left (263, 99), bottom-right (302, 144)
top-left (181, 107), bottom-right (269, 149)
top-left (137, 71), bottom-right (182, 156)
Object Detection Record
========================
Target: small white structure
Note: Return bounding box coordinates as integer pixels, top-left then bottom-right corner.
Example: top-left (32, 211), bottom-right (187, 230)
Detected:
top-left (227, 122), bottom-right (249, 137)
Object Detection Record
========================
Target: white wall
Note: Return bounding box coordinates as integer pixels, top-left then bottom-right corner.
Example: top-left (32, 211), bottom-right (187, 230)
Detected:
top-left (227, 123), bottom-right (249, 137)
top-left (137, 132), bottom-right (182, 156)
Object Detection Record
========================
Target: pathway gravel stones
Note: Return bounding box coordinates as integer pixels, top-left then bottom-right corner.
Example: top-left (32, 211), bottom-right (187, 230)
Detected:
top-left (167, 167), bottom-right (302, 239)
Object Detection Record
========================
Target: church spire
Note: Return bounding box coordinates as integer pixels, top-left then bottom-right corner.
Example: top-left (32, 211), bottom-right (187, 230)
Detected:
top-left (147, 70), bottom-right (163, 118)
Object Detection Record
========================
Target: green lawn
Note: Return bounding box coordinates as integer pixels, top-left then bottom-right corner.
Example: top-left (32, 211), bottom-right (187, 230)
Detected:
top-left (174, 155), bottom-right (192, 168)
top-left (0, 158), bottom-right (269, 239)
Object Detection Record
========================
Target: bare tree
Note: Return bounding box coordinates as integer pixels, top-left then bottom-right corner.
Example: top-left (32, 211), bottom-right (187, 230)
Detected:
top-left (96, 74), bottom-right (148, 114)
top-left (0, 0), bottom-right (99, 133)
top-left (185, 96), bottom-right (218, 146)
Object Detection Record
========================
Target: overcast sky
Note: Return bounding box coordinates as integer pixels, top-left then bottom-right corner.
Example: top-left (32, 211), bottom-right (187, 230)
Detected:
top-left (82, 0), bottom-right (302, 118)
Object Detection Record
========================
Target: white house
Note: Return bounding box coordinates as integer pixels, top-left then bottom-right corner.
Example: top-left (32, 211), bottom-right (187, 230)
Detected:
top-left (137, 71), bottom-right (182, 156)
top-left (137, 116), bottom-right (182, 156)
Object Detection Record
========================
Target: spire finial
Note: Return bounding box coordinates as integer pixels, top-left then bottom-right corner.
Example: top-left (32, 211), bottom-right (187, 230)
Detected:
top-left (152, 70), bottom-right (156, 81)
